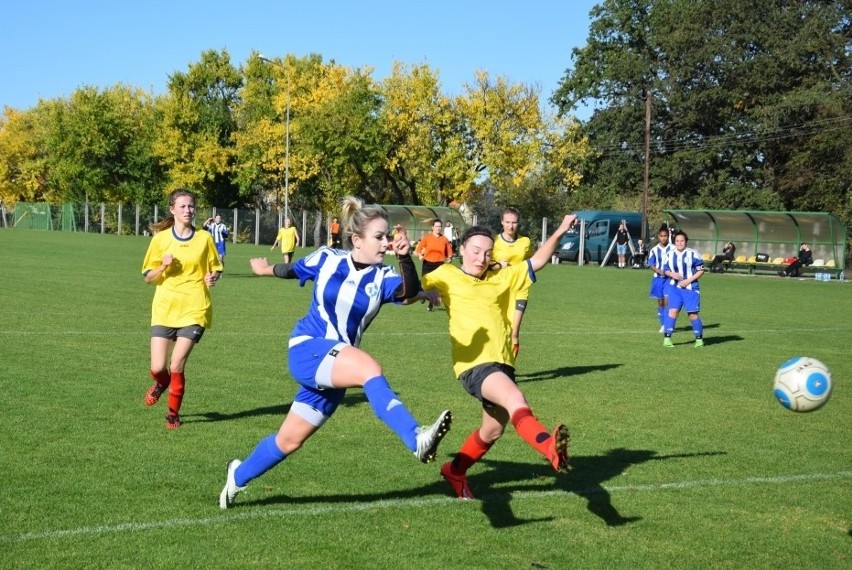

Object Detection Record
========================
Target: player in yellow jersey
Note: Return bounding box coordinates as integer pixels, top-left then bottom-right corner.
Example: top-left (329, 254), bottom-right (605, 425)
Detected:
top-left (141, 189), bottom-right (223, 429)
top-left (422, 213), bottom-right (577, 500)
top-left (491, 207), bottom-right (534, 358)
top-left (271, 217), bottom-right (300, 263)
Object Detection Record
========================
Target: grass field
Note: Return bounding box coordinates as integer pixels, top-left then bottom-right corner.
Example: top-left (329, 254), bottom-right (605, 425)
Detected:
top-left (1, 229), bottom-right (850, 569)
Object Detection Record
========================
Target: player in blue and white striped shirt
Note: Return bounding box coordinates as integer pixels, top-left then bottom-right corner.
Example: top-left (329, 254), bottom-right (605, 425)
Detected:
top-left (203, 214), bottom-right (229, 262)
top-left (662, 231), bottom-right (705, 347)
top-left (219, 197), bottom-right (452, 509)
top-left (646, 225), bottom-right (672, 332)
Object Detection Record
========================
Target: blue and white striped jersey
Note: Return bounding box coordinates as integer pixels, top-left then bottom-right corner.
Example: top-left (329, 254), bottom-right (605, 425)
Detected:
top-left (291, 247), bottom-right (402, 347)
top-left (663, 247), bottom-right (704, 291)
top-left (647, 243), bottom-right (673, 278)
top-left (207, 221), bottom-right (229, 245)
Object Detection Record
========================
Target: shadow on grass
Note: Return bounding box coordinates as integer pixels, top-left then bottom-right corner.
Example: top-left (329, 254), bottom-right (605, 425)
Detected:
top-left (246, 447), bottom-right (725, 528)
top-left (673, 322), bottom-right (721, 332)
top-left (182, 403), bottom-right (292, 423)
top-left (517, 364), bottom-right (622, 383)
top-left (185, 393), bottom-right (371, 424)
top-left (700, 334), bottom-right (743, 346)
top-left (664, 333), bottom-right (742, 347)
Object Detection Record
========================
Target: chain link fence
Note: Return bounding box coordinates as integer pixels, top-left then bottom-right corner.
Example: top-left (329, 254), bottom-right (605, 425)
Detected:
top-left (0, 201), bottom-right (331, 247)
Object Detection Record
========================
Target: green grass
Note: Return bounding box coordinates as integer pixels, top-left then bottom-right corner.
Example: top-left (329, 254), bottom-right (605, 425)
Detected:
top-left (1, 229), bottom-right (850, 569)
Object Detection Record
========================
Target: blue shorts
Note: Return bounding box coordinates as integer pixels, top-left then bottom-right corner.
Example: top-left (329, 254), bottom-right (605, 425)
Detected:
top-left (667, 286), bottom-right (701, 313)
top-left (215, 242), bottom-right (226, 257)
top-left (649, 278), bottom-right (667, 300)
top-left (288, 337), bottom-right (348, 425)
top-left (617, 244), bottom-right (628, 255)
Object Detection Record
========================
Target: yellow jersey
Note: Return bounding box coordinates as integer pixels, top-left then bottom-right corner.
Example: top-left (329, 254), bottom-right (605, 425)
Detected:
top-left (276, 227), bottom-right (299, 253)
top-left (492, 234), bottom-right (533, 266)
top-left (141, 227), bottom-right (223, 328)
top-left (423, 262), bottom-right (534, 376)
top-left (492, 233), bottom-right (534, 310)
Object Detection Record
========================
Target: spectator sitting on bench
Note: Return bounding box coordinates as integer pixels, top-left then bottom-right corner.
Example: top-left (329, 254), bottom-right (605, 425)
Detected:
top-left (778, 243), bottom-right (813, 277)
top-left (633, 239), bottom-right (647, 268)
top-left (710, 242), bottom-right (736, 273)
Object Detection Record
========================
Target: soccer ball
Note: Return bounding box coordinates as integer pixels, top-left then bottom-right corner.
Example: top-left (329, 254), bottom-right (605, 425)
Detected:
top-left (773, 357), bottom-right (832, 412)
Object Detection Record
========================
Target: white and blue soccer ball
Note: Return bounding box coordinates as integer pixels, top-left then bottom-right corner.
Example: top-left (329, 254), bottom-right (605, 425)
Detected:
top-left (773, 357), bottom-right (832, 412)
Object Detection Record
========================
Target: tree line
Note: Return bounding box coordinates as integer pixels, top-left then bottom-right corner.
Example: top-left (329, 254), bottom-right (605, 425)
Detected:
top-left (1, 0), bottom-right (849, 241)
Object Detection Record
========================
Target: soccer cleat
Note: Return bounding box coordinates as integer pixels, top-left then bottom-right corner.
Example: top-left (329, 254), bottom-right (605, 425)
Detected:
top-left (144, 383), bottom-right (167, 406)
top-left (219, 459), bottom-right (245, 509)
top-left (548, 424), bottom-right (571, 473)
top-left (440, 462), bottom-right (474, 500)
top-left (659, 325), bottom-right (666, 334)
top-left (414, 410), bottom-right (452, 463)
top-left (694, 338), bottom-right (705, 348)
top-left (663, 337), bottom-right (674, 348)
top-left (165, 414), bottom-right (181, 429)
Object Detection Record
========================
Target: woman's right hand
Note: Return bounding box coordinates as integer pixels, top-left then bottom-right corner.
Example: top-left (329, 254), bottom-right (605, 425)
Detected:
top-left (250, 257), bottom-right (274, 276)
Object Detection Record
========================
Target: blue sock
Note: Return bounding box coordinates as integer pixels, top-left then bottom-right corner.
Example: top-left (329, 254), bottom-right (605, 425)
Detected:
top-left (363, 376), bottom-right (418, 451)
top-left (234, 434), bottom-right (287, 487)
top-left (691, 317), bottom-right (703, 339)
top-left (664, 314), bottom-right (677, 336)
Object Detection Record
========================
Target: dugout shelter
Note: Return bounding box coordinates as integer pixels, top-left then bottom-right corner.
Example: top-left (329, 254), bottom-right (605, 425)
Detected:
top-left (663, 210), bottom-right (846, 273)
top-left (381, 205), bottom-right (467, 244)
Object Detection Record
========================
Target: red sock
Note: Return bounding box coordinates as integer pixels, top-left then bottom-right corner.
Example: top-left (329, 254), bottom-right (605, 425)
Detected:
top-left (149, 369), bottom-right (170, 388)
top-left (167, 371), bottom-right (185, 416)
top-left (510, 407), bottom-right (551, 457)
top-left (449, 430), bottom-right (494, 474)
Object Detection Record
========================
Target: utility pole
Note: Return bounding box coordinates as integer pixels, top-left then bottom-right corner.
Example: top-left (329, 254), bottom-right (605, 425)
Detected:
top-left (259, 55), bottom-right (290, 221)
top-left (642, 89), bottom-right (651, 243)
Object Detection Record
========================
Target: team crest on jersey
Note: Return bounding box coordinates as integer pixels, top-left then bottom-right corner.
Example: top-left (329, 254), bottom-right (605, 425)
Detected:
top-left (365, 283), bottom-right (380, 298)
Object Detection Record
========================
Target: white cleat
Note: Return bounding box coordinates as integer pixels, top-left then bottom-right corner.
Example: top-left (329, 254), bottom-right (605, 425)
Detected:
top-left (659, 325), bottom-right (666, 334)
top-left (219, 459), bottom-right (245, 509)
top-left (414, 410), bottom-right (452, 463)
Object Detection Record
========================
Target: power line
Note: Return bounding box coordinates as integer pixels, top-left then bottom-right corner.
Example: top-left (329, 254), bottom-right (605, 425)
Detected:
top-left (591, 116), bottom-right (852, 156)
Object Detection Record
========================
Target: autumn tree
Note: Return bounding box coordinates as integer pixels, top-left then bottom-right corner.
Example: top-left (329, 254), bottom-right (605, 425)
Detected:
top-left (0, 105), bottom-right (51, 203)
top-left (378, 63), bottom-right (474, 205)
top-left (0, 86), bottom-right (162, 205)
top-left (154, 49), bottom-right (242, 206)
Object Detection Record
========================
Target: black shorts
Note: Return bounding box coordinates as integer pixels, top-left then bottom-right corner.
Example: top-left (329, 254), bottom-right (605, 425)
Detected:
top-left (421, 260), bottom-right (444, 276)
top-left (459, 362), bottom-right (516, 409)
top-left (151, 325), bottom-right (205, 344)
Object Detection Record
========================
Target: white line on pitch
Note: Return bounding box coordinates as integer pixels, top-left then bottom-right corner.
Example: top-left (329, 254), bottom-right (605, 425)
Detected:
top-left (1, 327), bottom-right (850, 337)
top-left (2, 470), bottom-right (849, 543)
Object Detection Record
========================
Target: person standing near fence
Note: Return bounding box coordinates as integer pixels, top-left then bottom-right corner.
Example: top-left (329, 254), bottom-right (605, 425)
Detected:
top-left (272, 217), bottom-right (300, 263)
top-left (616, 221), bottom-right (630, 268)
top-left (662, 231), bottom-right (705, 348)
top-left (491, 206), bottom-right (534, 358)
top-left (415, 219), bottom-right (453, 312)
top-left (422, 214), bottom-right (577, 500)
top-left (219, 196), bottom-right (451, 509)
top-left (203, 214), bottom-right (230, 263)
top-left (443, 221), bottom-right (457, 257)
top-left (330, 217), bottom-right (342, 248)
top-left (646, 225), bottom-right (673, 333)
top-left (141, 189), bottom-right (223, 429)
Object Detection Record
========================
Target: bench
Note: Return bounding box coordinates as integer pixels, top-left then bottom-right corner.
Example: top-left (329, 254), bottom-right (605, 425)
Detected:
top-left (716, 255), bottom-right (839, 277)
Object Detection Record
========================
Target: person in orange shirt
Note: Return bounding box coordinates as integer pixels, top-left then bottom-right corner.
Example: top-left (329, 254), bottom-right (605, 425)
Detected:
top-left (330, 217), bottom-right (342, 248)
top-left (416, 219), bottom-right (453, 312)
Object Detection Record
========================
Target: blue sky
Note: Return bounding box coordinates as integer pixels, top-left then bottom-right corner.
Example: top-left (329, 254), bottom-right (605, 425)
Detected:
top-left (1, 1), bottom-right (598, 119)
